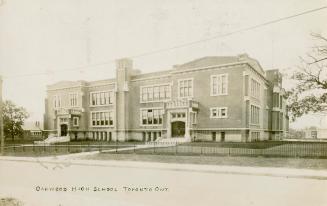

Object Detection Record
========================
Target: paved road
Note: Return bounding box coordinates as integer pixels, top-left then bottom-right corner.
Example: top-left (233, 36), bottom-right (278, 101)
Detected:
top-left (0, 159), bottom-right (327, 206)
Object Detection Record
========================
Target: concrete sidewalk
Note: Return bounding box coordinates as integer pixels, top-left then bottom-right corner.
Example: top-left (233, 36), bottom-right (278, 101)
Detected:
top-left (1, 155), bottom-right (327, 180)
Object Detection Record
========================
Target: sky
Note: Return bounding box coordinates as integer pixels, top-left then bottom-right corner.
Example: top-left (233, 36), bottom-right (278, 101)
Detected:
top-left (0, 0), bottom-right (327, 129)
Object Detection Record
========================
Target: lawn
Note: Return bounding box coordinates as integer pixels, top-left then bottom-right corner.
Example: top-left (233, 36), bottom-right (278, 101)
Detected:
top-left (182, 141), bottom-right (287, 149)
top-left (2, 141), bottom-right (139, 157)
top-left (54, 140), bottom-right (145, 146)
top-left (2, 139), bottom-right (145, 146)
top-left (81, 153), bottom-right (327, 170)
top-left (113, 141), bottom-right (327, 158)
top-left (3, 139), bottom-right (43, 146)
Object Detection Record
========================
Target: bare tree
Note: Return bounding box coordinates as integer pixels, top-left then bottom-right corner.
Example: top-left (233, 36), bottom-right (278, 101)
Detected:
top-left (287, 33), bottom-right (327, 121)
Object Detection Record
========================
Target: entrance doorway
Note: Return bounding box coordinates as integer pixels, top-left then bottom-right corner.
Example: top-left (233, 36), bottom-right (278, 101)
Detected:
top-left (60, 124), bottom-right (68, 136)
top-left (142, 132), bottom-right (146, 142)
top-left (212, 132), bottom-right (216, 141)
top-left (221, 132), bottom-right (225, 142)
top-left (171, 121), bottom-right (185, 137)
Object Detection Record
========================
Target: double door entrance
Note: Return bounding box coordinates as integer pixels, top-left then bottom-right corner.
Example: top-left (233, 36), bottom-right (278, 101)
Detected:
top-left (171, 121), bottom-right (185, 137)
top-left (60, 124), bottom-right (68, 136)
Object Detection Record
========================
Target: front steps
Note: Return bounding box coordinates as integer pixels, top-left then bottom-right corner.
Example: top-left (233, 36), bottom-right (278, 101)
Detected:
top-left (34, 134), bottom-right (70, 145)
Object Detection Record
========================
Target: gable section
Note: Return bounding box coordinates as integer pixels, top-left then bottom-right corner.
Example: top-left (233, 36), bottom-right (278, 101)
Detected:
top-left (175, 56), bottom-right (239, 70)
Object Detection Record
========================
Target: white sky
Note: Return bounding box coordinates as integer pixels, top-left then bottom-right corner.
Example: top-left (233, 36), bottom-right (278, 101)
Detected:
top-left (0, 0), bottom-right (327, 129)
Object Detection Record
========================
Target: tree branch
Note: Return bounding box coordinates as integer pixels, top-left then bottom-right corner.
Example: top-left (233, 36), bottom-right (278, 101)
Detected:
top-left (309, 57), bottom-right (327, 64)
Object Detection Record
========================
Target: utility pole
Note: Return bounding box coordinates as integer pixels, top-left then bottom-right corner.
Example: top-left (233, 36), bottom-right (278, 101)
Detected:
top-left (0, 75), bottom-right (4, 155)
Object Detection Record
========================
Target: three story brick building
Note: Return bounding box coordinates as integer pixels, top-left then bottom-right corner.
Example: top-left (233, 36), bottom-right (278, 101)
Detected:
top-left (44, 54), bottom-right (289, 142)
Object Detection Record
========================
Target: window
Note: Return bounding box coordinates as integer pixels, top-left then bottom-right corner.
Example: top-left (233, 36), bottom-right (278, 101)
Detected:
top-left (264, 88), bottom-right (268, 101)
top-left (191, 112), bottom-right (197, 124)
top-left (100, 93), bottom-right (105, 105)
top-left (148, 109), bottom-right (153, 124)
top-left (211, 74), bottom-right (228, 96)
top-left (53, 95), bottom-right (61, 108)
top-left (140, 108), bottom-right (164, 125)
top-left (211, 108), bottom-right (218, 118)
top-left (273, 93), bottom-right (279, 107)
top-left (210, 107), bottom-right (228, 118)
top-left (250, 105), bottom-right (260, 124)
top-left (73, 117), bottom-right (79, 126)
top-left (153, 110), bottom-right (158, 124)
top-left (311, 131), bottom-right (317, 139)
top-left (100, 113), bottom-right (104, 125)
top-left (142, 88), bottom-right (147, 102)
top-left (60, 118), bottom-right (68, 123)
top-left (221, 108), bottom-right (227, 117)
top-left (159, 86), bottom-right (165, 99)
top-left (148, 87), bottom-right (153, 101)
top-left (91, 111), bottom-right (114, 127)
top-left (171, 112), bottom-right (186, 120)
top-left (153, 86), bottom-right (159, 101)
top-left (92, 113), bottom-right (96, 126)
top-left (250, 79), bottom-right (260, 99)
top-left (69, 93), bottom-right (78, 107)
top-left (90, 91), bottom-right (114, 106)
top-left (105, 112), bottom-right (109, 125)
top-left (164, 85), bottom-right (171, 98)
top-left (140, 84), bottom-right (171, 102)
top-left (178, 79), bottom-right (193, 98)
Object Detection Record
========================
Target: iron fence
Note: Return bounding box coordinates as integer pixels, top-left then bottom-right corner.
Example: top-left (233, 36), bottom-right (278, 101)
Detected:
top-left (118, 141), bottom-right (327, 158)
top-left (2, 141), bottom-right (327, 158)
top-left (2, 143), bottom-right (132, 157)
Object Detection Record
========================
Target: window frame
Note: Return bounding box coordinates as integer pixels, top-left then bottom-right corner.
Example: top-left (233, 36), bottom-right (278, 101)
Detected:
top-left (53, 95), bottom-right (62, 109)
top-left (250, 104), bottom-right (260, 125)
top-left (73, 117), bottom-right (79, 127)
top-left (250, 78), bottom-right (261, 99)
top-left (90, 110), bottom-right (114, 127)
top-left (89, 90), bottom-right (114, 107)
top-left (69, 93), bottom-right (79, 107)
top-left (178, 78), bottom-right (194, 98)
top-left (210, 74), bottom-right (229, 96)
top-left (140, 107), bottom-right (164, 126)
top-left (210, 107), bottom-right (228, 119)
top-left (140, 83), bottom-right (172, 103)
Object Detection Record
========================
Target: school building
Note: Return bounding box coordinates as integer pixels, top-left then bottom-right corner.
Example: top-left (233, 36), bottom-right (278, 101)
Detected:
top-left (43, 54), bottom-right (289, 142)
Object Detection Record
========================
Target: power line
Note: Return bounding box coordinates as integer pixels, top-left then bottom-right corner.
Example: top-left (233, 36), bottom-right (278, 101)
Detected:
top-left (3, 5), bottom-right (327, 79)
top-left (130, 6), bottom-right (327, 59)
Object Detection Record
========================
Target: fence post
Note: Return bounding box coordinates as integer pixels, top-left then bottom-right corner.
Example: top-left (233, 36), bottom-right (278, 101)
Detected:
top-left (134, 144), bottom-right (136, 153)
top-left (228, 147), bottom-right (230, 156)
top-left (153, 142), bottom-right (156, 154)
top-left (175, 142), bottom-right (177, 155)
